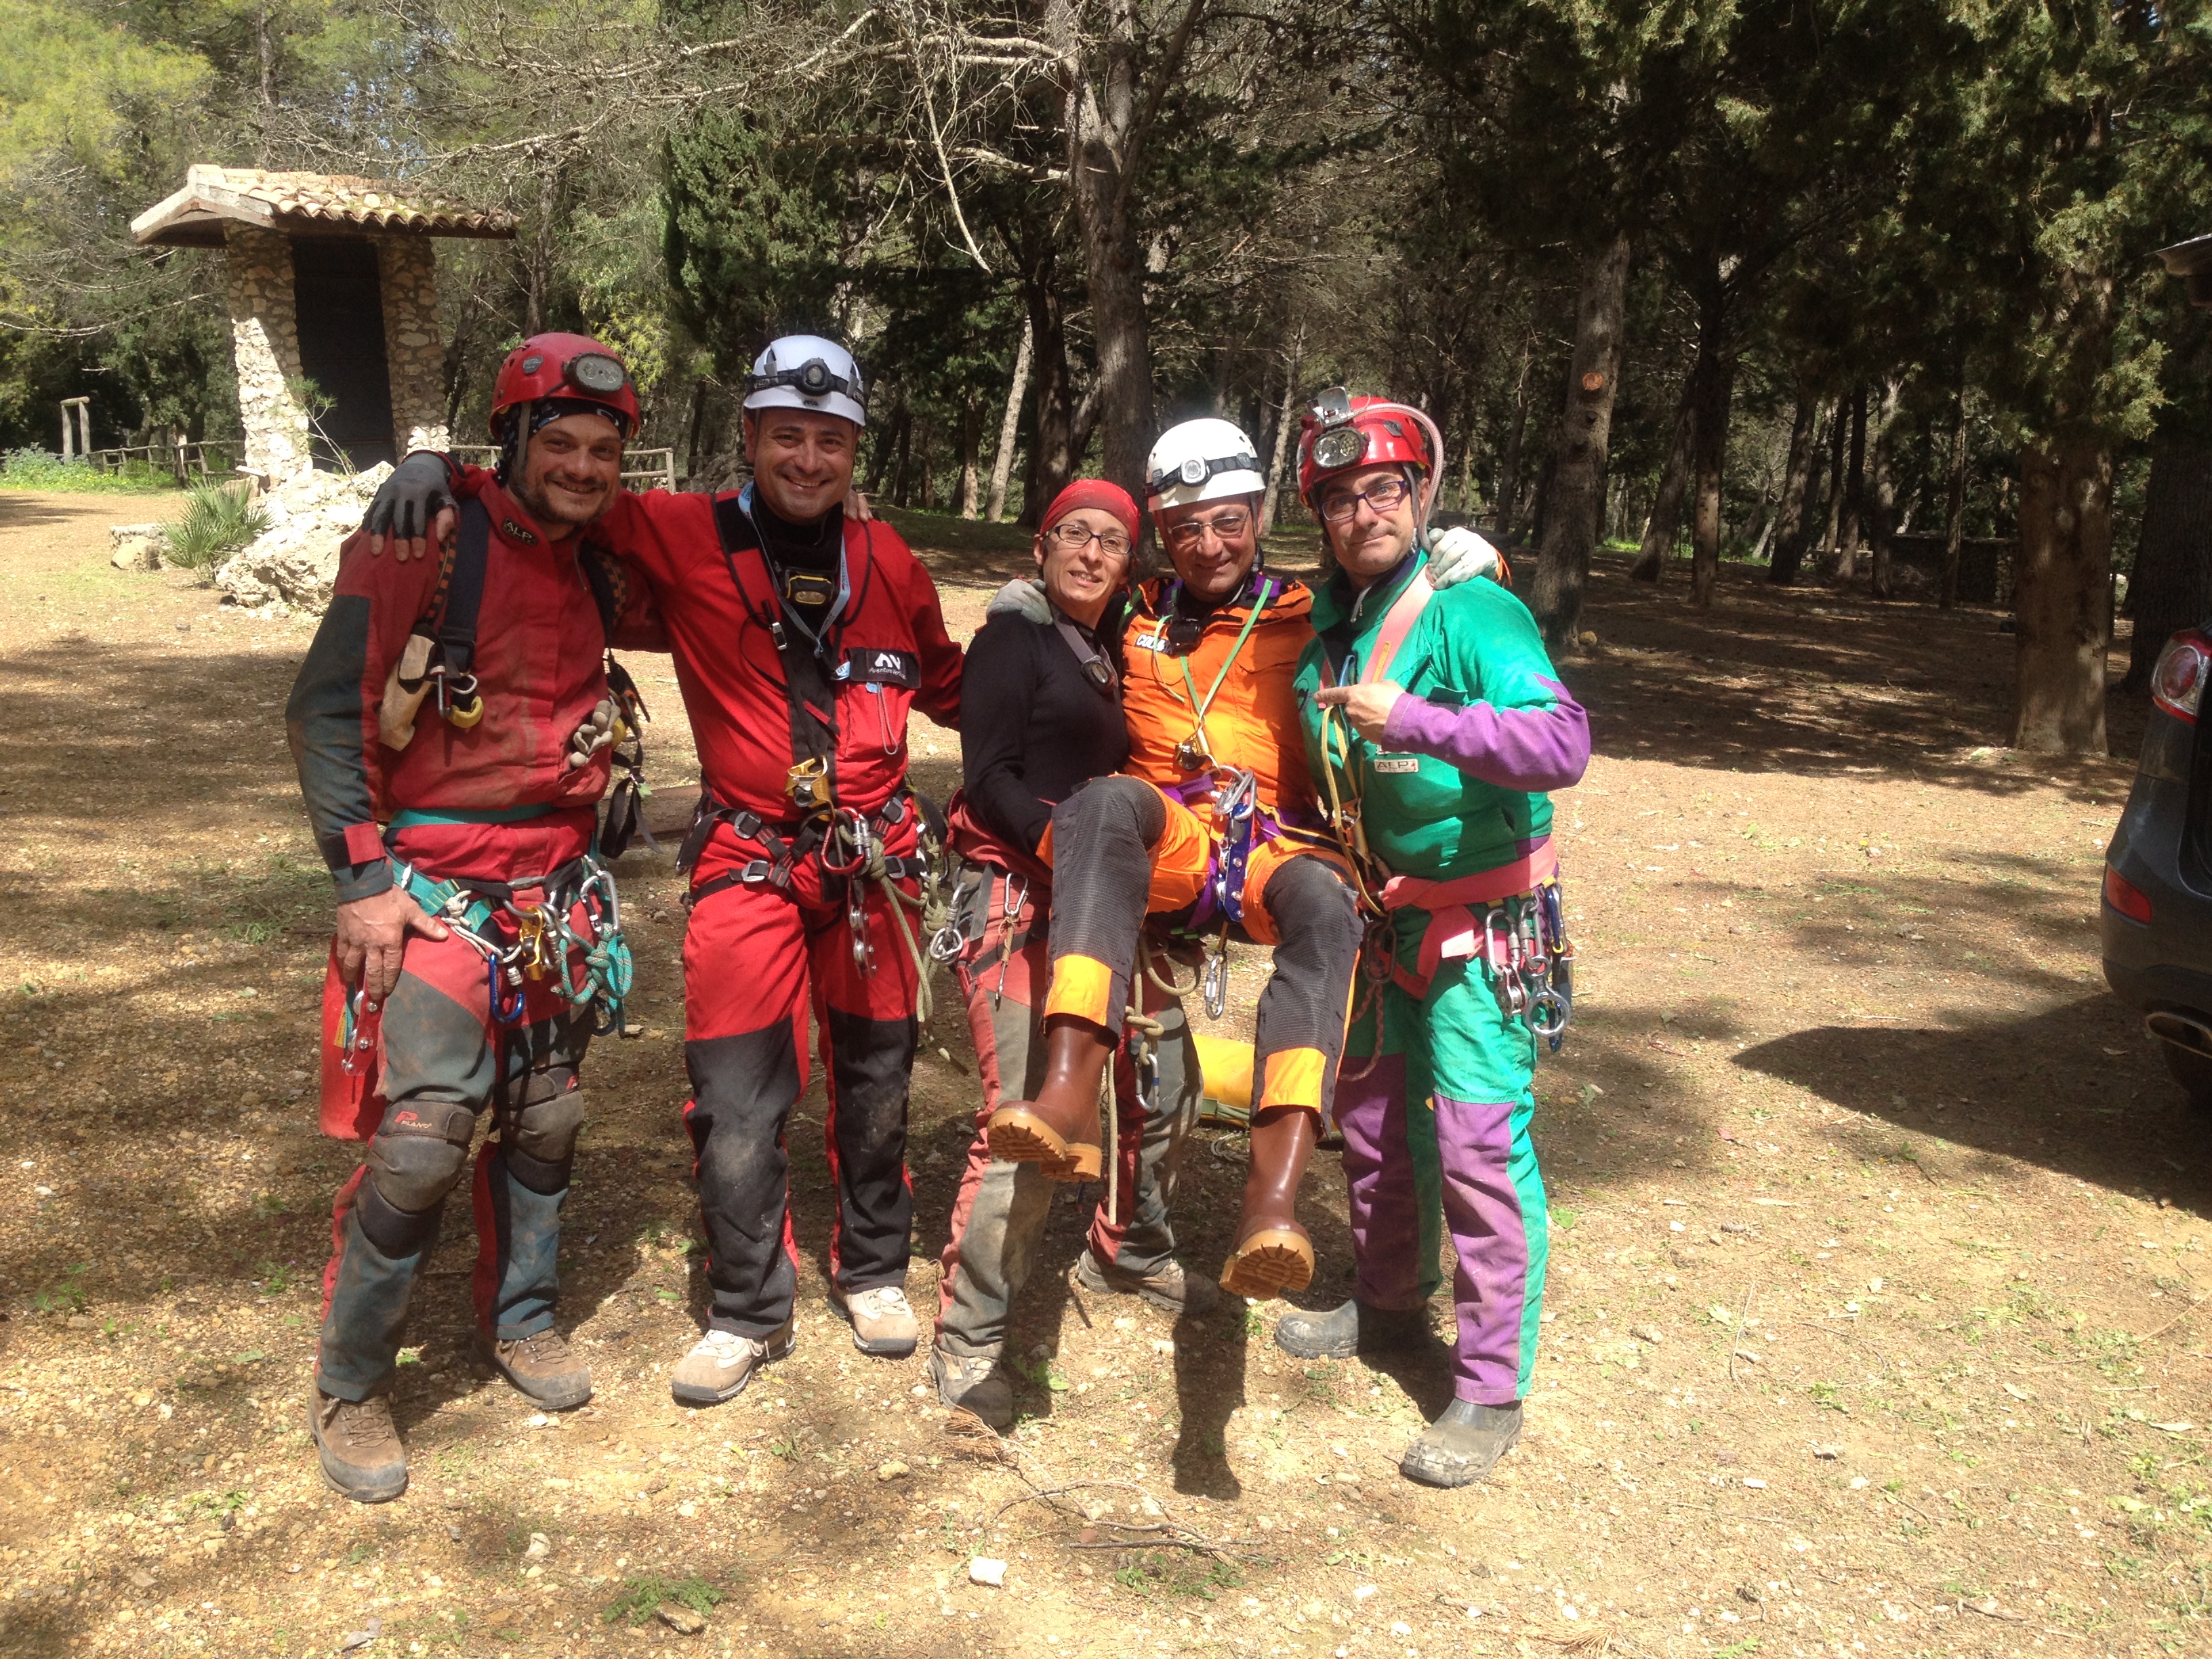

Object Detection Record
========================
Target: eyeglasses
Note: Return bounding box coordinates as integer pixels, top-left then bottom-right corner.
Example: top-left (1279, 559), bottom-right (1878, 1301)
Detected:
top-left (1162, 510), bottom-right (1251, 548)
top-left (1045, 522), bottom-right (1132, 556)
top-left (1317, 476), bottom-right (1412, 523)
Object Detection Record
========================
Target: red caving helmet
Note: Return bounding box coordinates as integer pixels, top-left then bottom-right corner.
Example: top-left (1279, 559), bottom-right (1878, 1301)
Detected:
top-left (1296, 390), bottom-right (1435, 508)
top-left (489, 332), bottom-right (640, 440)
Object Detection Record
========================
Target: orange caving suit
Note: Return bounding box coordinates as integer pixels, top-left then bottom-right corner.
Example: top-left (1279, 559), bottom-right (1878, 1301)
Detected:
top-left (1036, 569), bottom-right (1363, 1116)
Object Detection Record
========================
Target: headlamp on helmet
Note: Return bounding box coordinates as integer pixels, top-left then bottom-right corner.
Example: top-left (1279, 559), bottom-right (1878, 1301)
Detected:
top-left (747, 355), bottom-right (862, 403)
top-left (1147, 449), bottom-right (1263, 495)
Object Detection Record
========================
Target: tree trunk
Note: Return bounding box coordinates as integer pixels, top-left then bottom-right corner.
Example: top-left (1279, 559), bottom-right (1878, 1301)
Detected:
top-left (1835, 385), bottom-right (1868, 582)
top-left (2118, 442), bottom-right (2212, 693)
top-left (1687, 287), bottom-right (1736, 611)
top-left (1494, 345), bottom-right (1534, 537)
top-left (867, 389), bottom-right (908, 497)
top-left (1258, 326), bottom-right (1307, 532)
top-left (958, 392), bottom-right (983, 518)
top-left (1631, 381), bottom-right (1696, 582)
top-left (1020, 249), bottom-right (1076, 527)
top-left (891, 407), bottom-right (915, 506)
top-left (986, 319), bottom-right (1033, 523)
top-left (1940, 392), bottom-right (1970, 611)
top-left (1530, 233), bottom-right (1632, 650)
top-left (1816, 403), bottom-right (1847, 573)
top-left (1866, 380), bottom-right (1905, 600)
top-left (1050, 0), bottom-right (1158, 505)
top-left (2011, 437), bottom-right (2113, 754)
top-left (1767, 390), bottom-right (1820, 586)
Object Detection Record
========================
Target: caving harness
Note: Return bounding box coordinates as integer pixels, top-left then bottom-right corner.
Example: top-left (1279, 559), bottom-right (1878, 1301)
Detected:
top-left (678, 486), bottom-right (955, 1020)
top-left (337, 809), bottom-right (636, 1082)
top-left (1312, 567), bottom-right (1575, 1075)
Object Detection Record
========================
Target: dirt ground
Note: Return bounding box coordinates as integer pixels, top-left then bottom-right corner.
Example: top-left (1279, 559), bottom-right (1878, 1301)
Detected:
top-left (1, 489), bottom-right (2207, 1659)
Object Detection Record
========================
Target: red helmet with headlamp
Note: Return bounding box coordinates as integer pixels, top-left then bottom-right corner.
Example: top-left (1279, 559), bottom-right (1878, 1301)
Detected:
top-left (490, 332), bottom-right (640, 440)
top-left (1295, 390), bottom-right (1437, 508)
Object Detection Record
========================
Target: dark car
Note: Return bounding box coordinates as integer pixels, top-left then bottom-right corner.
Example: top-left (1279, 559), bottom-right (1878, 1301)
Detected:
top-left (2103, 623), bottom-right (2212, 1108)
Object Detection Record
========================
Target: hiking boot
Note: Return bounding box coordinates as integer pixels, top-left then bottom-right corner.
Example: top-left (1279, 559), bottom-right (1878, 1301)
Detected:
top-left (308, 1389), bottom-right (407, 1504)
top-left (987, 1017), bottom-right (1110, 1181)
top-left (928, 1345), bottom-right (1013, 1433)
top-left (830, 1284), bottom-right (920, 1358)
top-left (1074, 1248), bottom-right (1221, 1319)
top-left (1273, 1298), bottom-right (1429, 1361)
top-left (478, 1328), bottom-right (592, 1411)
top-left (669, 1322), bottom-right (794, 1407)
top-left (1400, 1399), bottom-right (1522, 1488)
top-left (1218, 1107), bottom-right (1318, 1298)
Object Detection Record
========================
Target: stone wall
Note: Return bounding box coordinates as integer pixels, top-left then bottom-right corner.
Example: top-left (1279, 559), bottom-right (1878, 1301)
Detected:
top-left (222, 225), bottom-right (315, 482)
top-left (377, 238), bottom-right (449, 453)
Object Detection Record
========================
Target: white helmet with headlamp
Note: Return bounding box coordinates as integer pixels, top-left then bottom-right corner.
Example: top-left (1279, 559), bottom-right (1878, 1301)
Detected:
top-left (1145, 417), bottom-right (1265, 510)
top-left (743, 334), bottom-right (867, 428)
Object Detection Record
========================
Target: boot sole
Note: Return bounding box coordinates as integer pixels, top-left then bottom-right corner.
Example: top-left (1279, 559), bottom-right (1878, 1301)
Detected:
top-left (476, 1336), bottom-right (594, 1412)
top-left (986, 1108), bottom-right (1102, 1181)
top-left (307, 1407), bottom-right (407, 1504)
top-left (669, 1335), bottom-right (794, 1406)
top-left (829, 1295), bottom-right (920, 1359)
top-left (1400, 1421), bottom-right (1521, 1490)
top-left (1218, 1229), bottom-right (1315, 1298)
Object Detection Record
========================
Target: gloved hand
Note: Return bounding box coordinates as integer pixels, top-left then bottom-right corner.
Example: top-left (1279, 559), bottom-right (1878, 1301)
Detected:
top-left (987, 577), bottom-right (1051, 624)
top-left (1427, 526), bottom-right (1502, 589)
top-left (566, 697), bottom-right (621, 770)
top-left (364, 451), bottom-right (458, 563)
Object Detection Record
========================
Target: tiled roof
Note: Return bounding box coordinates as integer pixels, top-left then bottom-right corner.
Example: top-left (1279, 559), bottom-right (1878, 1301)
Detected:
top-left (132, 165), bottom-right (517, 247)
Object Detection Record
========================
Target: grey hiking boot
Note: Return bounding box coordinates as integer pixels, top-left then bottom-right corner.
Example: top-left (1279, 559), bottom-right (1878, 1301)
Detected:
top-left (1400, 1399), bottom-right (1523, 1488)
top-left (929, 1345), bottom-right (1012, 1433)
top-left (670, 1322), bottom-right (794, 1407)
top-left (1074, 1248), bottom-right (1221, 1319)
top-left (1273, 1298), bottom-right (1428, 1360)
top-left (309, 1389), bottom-right (407, 1503)
top-left (478, 1328), bottom-right (593, 1411)
top-left (829, 1284), bottom-right (920, 1357)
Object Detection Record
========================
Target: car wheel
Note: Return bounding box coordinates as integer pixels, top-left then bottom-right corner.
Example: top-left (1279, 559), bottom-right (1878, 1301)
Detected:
top-left (2160, 1042), bottom-right (2212, 1112)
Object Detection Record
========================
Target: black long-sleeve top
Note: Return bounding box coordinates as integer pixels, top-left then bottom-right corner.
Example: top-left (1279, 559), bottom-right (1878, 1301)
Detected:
top-left (960, 602), bottom-right (1129, 852)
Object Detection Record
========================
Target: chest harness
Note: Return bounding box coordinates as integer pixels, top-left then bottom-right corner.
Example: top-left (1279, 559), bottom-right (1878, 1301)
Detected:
top-left (1312, 567), bottom-right (1575, 1066)
top-left (342, 501), bottom-right (644, 1063)
top-left (676, 487), bottom-right (952, 1016)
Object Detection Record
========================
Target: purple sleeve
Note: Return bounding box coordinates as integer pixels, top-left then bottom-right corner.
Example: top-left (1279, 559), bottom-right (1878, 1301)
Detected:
top-left (1379, 676), bottom-right (1590, 792)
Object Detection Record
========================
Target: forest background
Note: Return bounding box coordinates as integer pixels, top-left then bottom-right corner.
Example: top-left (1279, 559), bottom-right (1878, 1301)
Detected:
top-left (6, 0), bottom-right (2212, 756)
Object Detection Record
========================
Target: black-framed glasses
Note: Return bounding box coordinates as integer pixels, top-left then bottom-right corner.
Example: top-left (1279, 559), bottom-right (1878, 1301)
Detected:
top-left (1162, 510), bottom-right (1252, 548)
top-left (1317, 476), bottom-right (1412, 523)
top-left (1045, 522), bottom-right (1132, 556)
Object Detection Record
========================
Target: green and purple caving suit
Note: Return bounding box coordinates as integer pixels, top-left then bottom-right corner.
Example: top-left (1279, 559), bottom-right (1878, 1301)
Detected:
top-left (1294, 552), bottom-right (1589, 1406)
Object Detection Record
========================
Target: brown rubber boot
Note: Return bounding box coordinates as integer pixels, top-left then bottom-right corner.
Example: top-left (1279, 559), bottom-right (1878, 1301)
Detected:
top-left (987, 1016), bottom-right (1111, 1181)
top-left (1218, 1107), bottom-right (1319, 1298)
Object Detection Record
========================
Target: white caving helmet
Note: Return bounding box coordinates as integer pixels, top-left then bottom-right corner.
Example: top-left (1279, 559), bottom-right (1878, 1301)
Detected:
top-left (1145, 417), bottom-right (1265, 511)
top-left (743, 334), bottom-right (867, 428)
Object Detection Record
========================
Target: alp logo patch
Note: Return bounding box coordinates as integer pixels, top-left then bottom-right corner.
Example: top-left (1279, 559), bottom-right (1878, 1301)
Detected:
top-left (501, 517), bottom-right (539, 546)
top-left (839, 647), bottom-right (920, 688)
top-left (1370, 756), bottom-right (1420, 774)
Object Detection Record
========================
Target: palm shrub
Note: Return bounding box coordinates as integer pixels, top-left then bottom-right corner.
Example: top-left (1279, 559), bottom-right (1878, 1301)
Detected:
top-left (161, 482), bottom-right (270, 572)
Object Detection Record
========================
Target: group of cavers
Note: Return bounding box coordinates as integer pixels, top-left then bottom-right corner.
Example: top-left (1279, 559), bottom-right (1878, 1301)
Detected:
top-left (284, 327), bottom-right (1591, 1508)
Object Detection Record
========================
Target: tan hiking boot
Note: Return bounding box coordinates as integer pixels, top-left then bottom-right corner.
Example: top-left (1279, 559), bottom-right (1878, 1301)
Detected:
top-left (309, 1389), bottom-right (407, 1503)
top-left (479, 1328), bottom-right (592, 1410)
top-left (830, 1284), bottom-right (920, 1357)
top-left (669, 1322), bottom-right (794, 1406)
top-left (1073, 1248), bottom-right (1221, 1318)
top-left (928, 1345), bottom-right (1013, 1433)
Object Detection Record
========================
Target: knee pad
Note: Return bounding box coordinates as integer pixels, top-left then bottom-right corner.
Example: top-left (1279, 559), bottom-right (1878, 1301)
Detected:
top-left (1082, 774), bottom-right (1168, 843)
top-left (365, 1097), bottom-right (476, 1214)
top-left (504, 1067), bottom-right (585, 1195)
top-left (352, 1175), bottom-right (445, 1258)
top-left (1269, 857), bottom-right (1362, 954)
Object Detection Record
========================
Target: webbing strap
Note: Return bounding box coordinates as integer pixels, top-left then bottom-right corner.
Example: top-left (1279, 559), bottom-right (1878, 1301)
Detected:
top-left (1318, 569), bottom-right (1433, 691)
top-left (436, 499), bottom-right (493, 677)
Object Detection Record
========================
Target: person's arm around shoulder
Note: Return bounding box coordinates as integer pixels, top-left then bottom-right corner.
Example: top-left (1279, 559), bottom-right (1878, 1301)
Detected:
top-left (1378, 581), bottom-right (1589, 792)
top-left (876, 520), bottom-right (963, 729)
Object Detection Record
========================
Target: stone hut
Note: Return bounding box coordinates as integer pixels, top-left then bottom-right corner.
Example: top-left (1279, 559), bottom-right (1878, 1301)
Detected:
top-left (131, 166), bottom-right (516, 480)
